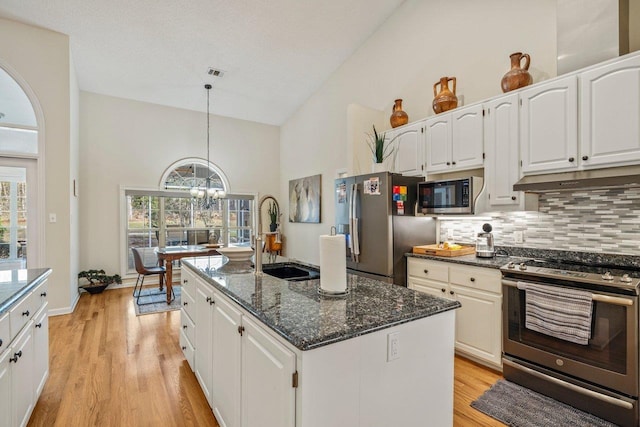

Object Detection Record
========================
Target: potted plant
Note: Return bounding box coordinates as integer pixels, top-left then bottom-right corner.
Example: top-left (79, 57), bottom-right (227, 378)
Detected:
top-left (366, 125), bottom-right (398, 172)
top-left (78, 269), bottom-right (122, 294)
top-left (268, 201), bottom-right (279, 232)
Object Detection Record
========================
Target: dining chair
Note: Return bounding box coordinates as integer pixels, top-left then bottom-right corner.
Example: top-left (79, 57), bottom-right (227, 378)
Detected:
top-left (131, 247), bottom-right (170, 305)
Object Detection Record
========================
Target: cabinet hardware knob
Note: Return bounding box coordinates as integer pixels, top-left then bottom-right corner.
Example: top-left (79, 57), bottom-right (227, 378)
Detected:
top-left (35, 323), bottom-right (42, 328)
top-left (441, 288), bottom-right (446, 293)
top-left (22, 310), bottom-right (29, 317)
top-left (452, 161), bottom-right (456, 165)
top-left (182, 325), bottom-right (187, 329)
top-left (470, 277), bottom-right (476, 282)
top-left (40, 292), bottom-right (47, 297)
top-left (181, 346), bottom-right (187, 351)
top-left (446, 162), bottom-right (451, 166)
top-left (511, 196), bottom-right (516, 201)
top-left (449, 291), bottom-right (454, 295)
top-left (183, 301), bottom-right (188, 306)
top-left (9, 356), bottom-right (17, 363)
top-left (206, 296), bottom-right (212, 303)
top-left (183, 279), bottom-right (188, 284)
top-left (423, 269), bottom-right (429, 274)
top-left (16, 351), bottom-right (22, 358)
top-left (209, 299), bottom-right (215, 305)
top-left (568, 157), bottom-right (575, 162)
top-left (582, 155), bottom-right (589, 161)
top-left (0, 339), bottom-right (2, 347)
top-left (238, 326), bottom-right (245, 336)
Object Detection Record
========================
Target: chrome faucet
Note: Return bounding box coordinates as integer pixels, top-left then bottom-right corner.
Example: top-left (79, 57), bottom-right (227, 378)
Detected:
top-left (255, 195), bottom-right (281, 275)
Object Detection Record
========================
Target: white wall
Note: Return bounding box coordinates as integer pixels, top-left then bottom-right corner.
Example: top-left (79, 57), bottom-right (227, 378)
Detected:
top-left (0, 17), bottom-right (76, 314)
top-left (280, 0), bottom-right (557, 265)
top-left (79, 92), bottom-right (280, 275)
top-left (69, 52), bottom-right (80, 309)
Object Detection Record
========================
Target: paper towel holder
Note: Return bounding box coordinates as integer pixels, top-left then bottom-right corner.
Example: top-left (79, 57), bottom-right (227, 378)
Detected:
top-left (318, 286), bottom-right (350, 297)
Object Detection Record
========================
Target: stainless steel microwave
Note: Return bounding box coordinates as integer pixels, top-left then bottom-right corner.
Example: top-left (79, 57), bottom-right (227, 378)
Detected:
top-left (417, 177), bottom-right (483, 215)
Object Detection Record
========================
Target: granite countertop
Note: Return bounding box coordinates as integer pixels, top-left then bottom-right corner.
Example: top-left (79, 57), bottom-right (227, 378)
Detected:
top-left (183, 256), bottom-right (460, 351)
top-left (406, 246), bottom-right (640, 270)
top-left (0, 268), bottom-right (52, 314)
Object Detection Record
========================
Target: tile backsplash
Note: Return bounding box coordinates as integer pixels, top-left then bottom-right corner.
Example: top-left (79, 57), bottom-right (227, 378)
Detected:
top-left (440, 188), bottom-right (640, 256)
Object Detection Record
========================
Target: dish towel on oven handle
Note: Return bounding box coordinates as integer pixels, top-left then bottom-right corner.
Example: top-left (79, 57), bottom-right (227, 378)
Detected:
top-left (517, 281), bottom-right (593, 345)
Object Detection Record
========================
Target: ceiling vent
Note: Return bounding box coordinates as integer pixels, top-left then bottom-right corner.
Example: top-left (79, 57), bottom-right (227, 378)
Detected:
top-left (207, 67), bottom-right (225, 78)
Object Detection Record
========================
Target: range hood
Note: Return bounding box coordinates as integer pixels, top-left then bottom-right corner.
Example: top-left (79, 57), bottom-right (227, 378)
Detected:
top-left (513, 165), bottom-right (640, 193)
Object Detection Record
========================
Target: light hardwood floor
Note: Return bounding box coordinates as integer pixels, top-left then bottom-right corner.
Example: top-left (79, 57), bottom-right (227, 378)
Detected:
top-left (28, 287), bottom-right (503, 426)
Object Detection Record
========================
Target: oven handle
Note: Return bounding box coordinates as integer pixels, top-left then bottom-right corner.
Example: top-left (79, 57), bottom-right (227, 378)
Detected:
top-left (502, 279), bottom-right (634, 307)
top-left (502, 358), bottom-right (635, 410)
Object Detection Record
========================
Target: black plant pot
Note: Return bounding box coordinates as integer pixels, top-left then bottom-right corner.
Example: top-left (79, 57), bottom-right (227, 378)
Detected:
top-left (81, 284), bottom-right (109, 294)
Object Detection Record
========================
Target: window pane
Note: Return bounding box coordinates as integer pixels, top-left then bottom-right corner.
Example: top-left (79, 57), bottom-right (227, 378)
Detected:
top-left (128, 196), bottom-right (158, 229)
top-left (0, 128), bottom-right (38, 155)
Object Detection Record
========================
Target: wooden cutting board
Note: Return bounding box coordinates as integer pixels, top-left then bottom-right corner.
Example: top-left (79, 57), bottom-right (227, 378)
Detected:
top-left (412, 244), bottom-right (475, 257)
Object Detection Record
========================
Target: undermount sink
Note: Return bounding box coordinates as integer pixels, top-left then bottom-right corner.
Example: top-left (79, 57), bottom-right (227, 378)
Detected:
top-left (262, 263), bottom-right (319, 281)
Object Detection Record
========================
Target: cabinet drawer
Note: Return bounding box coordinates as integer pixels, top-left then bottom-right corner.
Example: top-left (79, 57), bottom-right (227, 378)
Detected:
top-left (182, 286), bottom-right (196, 320)
top-left (181, 270), bottom-right (196, 295)
top-left (10, 291), bottom-right (36, 339)
top-left (449, 265), bottom-right (501, 294)
top-left (181, 308), bottom-right (196, 345)
top-left (0, 312), bottom-right (8, 355)
top-left (180, 329), bottom-right (195, 372)
top-left (409, 277), bottom-right (454, 300)
top-left (32, 280), bottom-right (49, 312)
top-left (407, 258), bottom-right (448, 282)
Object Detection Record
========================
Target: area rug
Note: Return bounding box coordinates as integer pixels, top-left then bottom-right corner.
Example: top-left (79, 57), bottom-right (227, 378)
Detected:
top-left (133, 286), bottom-right (181, 316)
top-left (471, 379), bottom-right (617, 427)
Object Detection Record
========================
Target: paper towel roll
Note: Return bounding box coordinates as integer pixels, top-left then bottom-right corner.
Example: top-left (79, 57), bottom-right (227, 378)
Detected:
top-left (319, 234), bottom-right (347, 293)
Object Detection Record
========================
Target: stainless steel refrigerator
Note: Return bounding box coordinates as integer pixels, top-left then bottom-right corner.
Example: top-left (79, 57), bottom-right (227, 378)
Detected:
top-left (335, 172), bottom-right (437, 286)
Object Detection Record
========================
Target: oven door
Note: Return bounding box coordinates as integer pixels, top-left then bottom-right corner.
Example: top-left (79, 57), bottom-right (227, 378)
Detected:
top-left (503, 279), bottom-right (638, 396)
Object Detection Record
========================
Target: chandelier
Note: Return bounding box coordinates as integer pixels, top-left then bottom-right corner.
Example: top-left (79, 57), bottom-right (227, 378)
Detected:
top-left (190, 83), bottom-right (225, 208)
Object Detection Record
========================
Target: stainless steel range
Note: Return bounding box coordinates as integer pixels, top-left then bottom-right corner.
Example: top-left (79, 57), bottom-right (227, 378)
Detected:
top-left (501, 259), bottom-right (640, 427)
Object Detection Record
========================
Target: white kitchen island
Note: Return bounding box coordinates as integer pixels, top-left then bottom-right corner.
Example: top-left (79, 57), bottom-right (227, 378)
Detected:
top-left (181, 257), bottom-right (460, 427)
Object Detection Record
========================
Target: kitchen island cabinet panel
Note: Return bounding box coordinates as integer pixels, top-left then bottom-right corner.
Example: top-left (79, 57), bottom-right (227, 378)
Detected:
top-left (12, 323), bottom-right (34, 427)
top-left (183, 257), bottom-right (459, 427)
top-left (195, 276), bottom-right (215, 405)
top-left (241, 315), bottom-right (296, 427)
top-left (212, 292), bottom-right (242, 427)
top-left (0, 347), bottom-right (10, 427)
top-left (32, 302), bottom-right (49, 397)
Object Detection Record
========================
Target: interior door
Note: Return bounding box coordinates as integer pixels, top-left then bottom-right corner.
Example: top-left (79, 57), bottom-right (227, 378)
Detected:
top-left (0, 157), bottom-right (38, 269)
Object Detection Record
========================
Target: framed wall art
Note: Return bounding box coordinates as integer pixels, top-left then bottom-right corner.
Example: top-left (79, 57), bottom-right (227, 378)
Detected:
top-left (289, 174), bottom-right (321, 223)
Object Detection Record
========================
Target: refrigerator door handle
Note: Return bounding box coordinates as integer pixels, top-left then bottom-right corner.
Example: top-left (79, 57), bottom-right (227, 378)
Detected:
top-left (352, 184), bottom-right (360, 263)
top-left (348, 183), bottom-right (355, 261)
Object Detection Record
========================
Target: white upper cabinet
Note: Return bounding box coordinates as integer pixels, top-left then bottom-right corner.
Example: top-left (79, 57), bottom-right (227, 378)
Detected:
top-left (484, 93), bottom-right (521, 208)
top-left (425, 114), bottom-right (452, 172)
top-left (580, 54), bottom-right (640, 168)
top-left (425, 104), bottom-right (483, 173)
top-left (391, 120), bottom-right (425, 176)
top-left (451, 104), bottom-right (485, 171)
top-left (520, 75), bottom-right (579, 175)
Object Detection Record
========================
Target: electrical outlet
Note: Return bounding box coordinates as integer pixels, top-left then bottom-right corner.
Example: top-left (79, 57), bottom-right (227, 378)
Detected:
top-left (514, 230), bottom-right (524, 244)
top-left (446, 229), bottom-right (454, 240)
top-left (387, 332), bottom-right (400, 361)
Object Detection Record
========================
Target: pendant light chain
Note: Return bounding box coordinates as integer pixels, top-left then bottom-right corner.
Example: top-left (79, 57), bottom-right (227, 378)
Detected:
top-left (206, 83), bottom-right (211, 175)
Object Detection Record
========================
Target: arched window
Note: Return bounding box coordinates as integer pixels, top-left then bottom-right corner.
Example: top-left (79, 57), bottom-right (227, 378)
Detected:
top-left (0, 67), bottom-right (38, 155)
top-left (122, 159), bottom-right (253, 274)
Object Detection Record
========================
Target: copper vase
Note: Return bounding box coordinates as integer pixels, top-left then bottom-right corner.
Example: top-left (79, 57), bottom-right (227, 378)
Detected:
top-left (432, 77), bottom-right (458, 114)
top-left (501, 52), bottom-right (532, 93)
top-left (390, 99), bottom-right (409, 128)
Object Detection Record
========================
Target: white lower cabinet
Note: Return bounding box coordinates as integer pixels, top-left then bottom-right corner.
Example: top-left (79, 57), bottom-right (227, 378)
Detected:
top-left (32, 302), bottom-right (49, 397)
top-left (12, 323), bottom-right (34, 427)
top-left (195, 278), bottom-right (215, 405)
top-left (408, 257), bottom-right (502, 369)
top-left (0, 345), bottom-right (11, 427)
top-left (241, 315), bottom-right (296, 427)
top-left (211, 293), bottom-right (242, 427)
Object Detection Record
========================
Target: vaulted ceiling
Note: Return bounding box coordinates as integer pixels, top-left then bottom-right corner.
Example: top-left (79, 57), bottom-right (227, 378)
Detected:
top-left (0, 0), bottom-right (405, 125)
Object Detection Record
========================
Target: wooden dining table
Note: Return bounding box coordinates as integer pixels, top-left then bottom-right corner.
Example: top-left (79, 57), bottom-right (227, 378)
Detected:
top-left (156, 245), bottom-right (220, 304)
